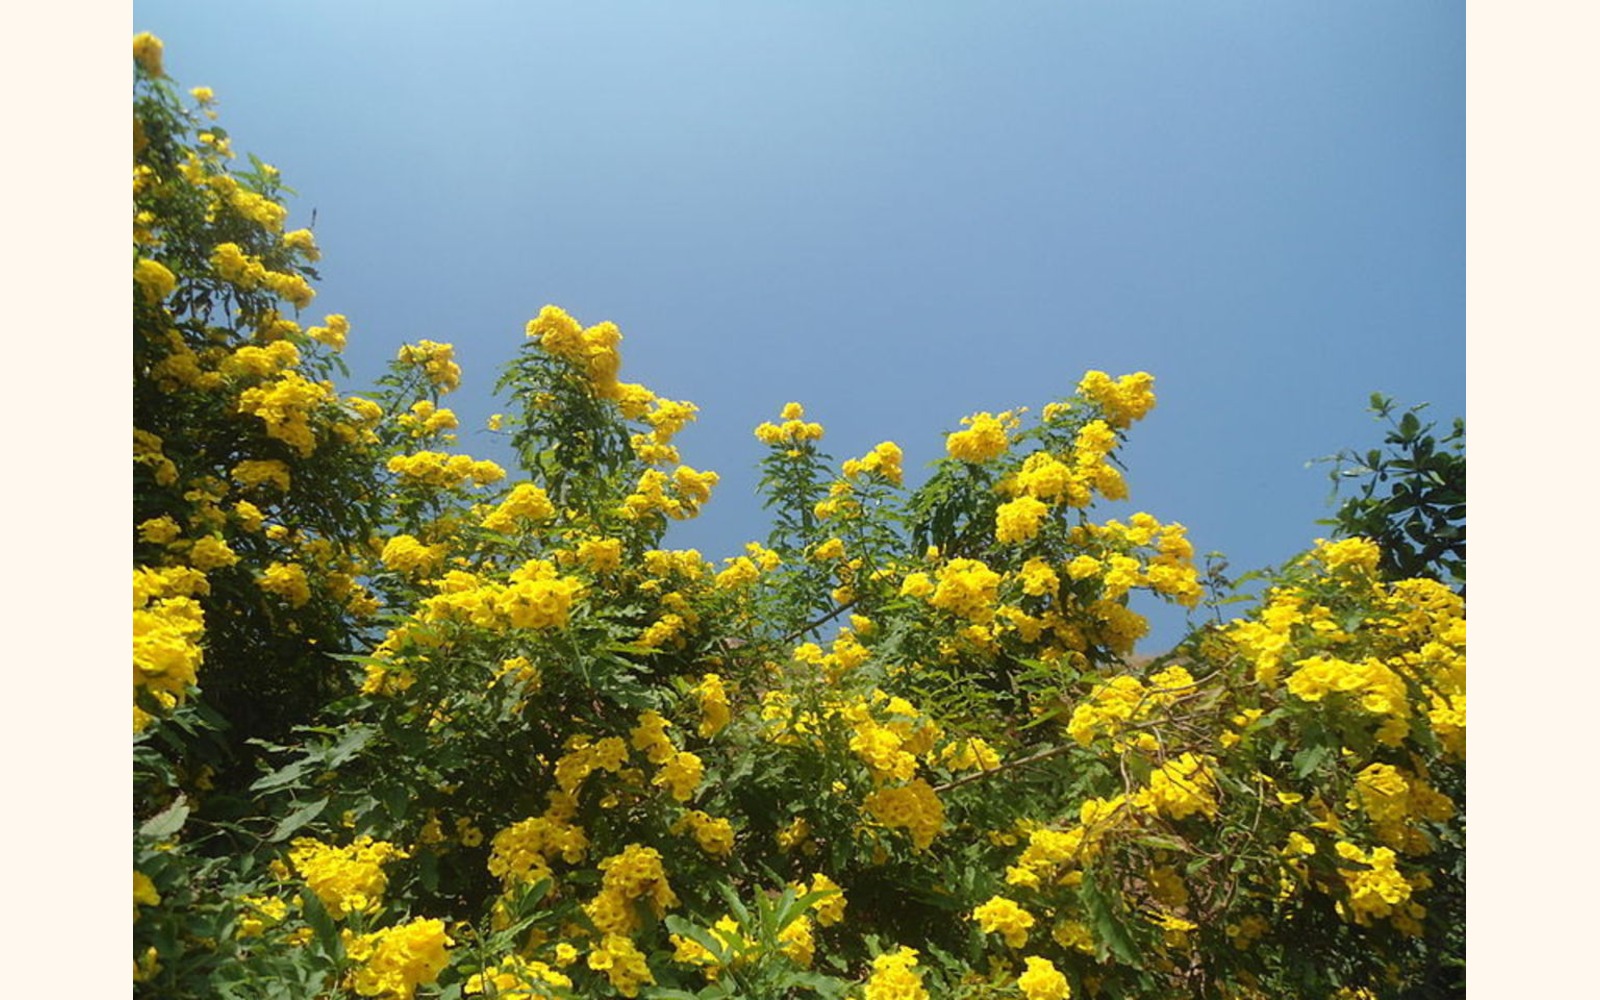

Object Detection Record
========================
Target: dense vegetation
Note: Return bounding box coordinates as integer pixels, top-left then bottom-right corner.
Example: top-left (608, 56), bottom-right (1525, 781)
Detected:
top-left (133, 34), bottom-right (1465, 999)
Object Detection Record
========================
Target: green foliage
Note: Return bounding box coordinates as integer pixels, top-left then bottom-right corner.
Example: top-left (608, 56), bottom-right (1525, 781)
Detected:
top-left (1317, 394), bottom-right (1465, 589)
top-left (133, 38), bottom-right (1466, 1000)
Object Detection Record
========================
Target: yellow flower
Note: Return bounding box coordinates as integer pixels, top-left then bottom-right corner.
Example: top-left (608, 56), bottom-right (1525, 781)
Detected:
top-left (133, 870), bottom-right (161, 919)
top-left (654, 751), bottom-right (704, 802)
top-left (587, 933), bottom-right (655, 997)
top-left (259, 562), bottom-right (311, 608)
top-left (307, 313), bottom-right (348, 349)
top-left (813, 537), bottom-right (846, 561)
top-left (577, 537), bottom-right (624, 574)
top-left (232, 459), bottom-right (292, 493)
top-left (1017, 956), bottom-right (1071, 1000)
top-left (1313, 536), bottom-right (1382, 575)
top-left (189, 535), bottom-right (240, 570)
top-left (138, 515), bottom-right (182, 545)
top-left (754, 401), bottom-right (825, 445)
top-left (695, 673), bottom-right (732, 737)
top-left (996, 496), bottom-right (1050, 544)
top-left (236, 895), bottom-right (288, 938)
top-left (343, 918), bottom-right (452, 1000)
top-left (929, 559), bottom-right (1002, 623)
top-left (465, 954), bottom-right (572, 996)
top-left (396, 340), bottom-right (462, 392)
top-left (946, 411), bottom-right (1009, 462)
top-left (973, 895), bottom-right (1035, 948)
top-left (237, 372), bottom-right (333, 457)
top-left (1334, 841), bottom-right (1415, 925)
top-left (804, 872), bottom-right (847, 926)
top-left (862, 779), bottom-right (944, 851)
top-left (132, 32), bottom-right (164, 76)
top-left (381, 535), bottom-right (448, 576)
top-left (677, 810), bottom-right (736, 857)
top-left (134, 258), bottom-right (177, 301)
top-left (844, 440), bottom-right (905, 485)
top-left (1077, 370), bottom-right (1156, 428)
top-left (864, 947), bottom-right (928, 1000)
top-left (288, 836), bottom-right (409, 919)
top-left (1018, 557), bottom-right (1060, 596)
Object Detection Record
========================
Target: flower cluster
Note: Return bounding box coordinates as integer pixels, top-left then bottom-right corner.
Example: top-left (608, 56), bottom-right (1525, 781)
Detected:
top-left (945, 410), bottom-right (1015, 462)
top-left (862, 779), bottom-right (945, 851)
top-left (972, 895), bottom-right (1036, 948)
top-left (842, 440), bottom-right (905, 485)
top-left (341, 918), bottom-right (452, 1000)
top-left (464, 955), bottom-right (572, 998)
top-left (1076, 369), bottom-right (1156, 428)
top-left (132, 569), bottom-right (207, 731)
top-left (387, 450), bottom-right (506, 489)
top-left (396, 340), bottom-right (462, 392)
top-left (754, 401), bottom-right (826, 446)
top-left (584, 843), bottom-right (679, 936)
top-left (288, 836), bottom-right (408, 919)
top-left (133, 43), bottom-right (1464, 1000)
top-left (863, 947), bottom-right (930, 1000)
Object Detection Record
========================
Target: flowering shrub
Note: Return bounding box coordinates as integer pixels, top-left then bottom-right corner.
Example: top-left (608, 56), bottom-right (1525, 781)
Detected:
top-left (133, 35), bottom-right (1464, 999)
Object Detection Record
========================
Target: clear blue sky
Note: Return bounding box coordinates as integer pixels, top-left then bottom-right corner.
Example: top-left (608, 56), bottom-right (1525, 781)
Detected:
top-left (134, 0), bottom-right (1464, 651)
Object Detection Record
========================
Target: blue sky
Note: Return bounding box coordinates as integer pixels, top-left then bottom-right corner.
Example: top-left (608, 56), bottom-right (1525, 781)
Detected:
top-left (133, 0), bottom-right (1464, 651)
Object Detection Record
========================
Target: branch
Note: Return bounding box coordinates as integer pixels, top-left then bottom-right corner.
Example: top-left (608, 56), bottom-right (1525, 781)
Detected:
top-left (778, 600), bottom-right (857, 646)
top-left (934, 740), bottom-right (1076, 794)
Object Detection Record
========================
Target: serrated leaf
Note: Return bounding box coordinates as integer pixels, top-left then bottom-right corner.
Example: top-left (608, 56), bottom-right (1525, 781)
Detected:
top-left (300, 886), bottom-right (339, 955)
top-left (269, 797), bottom-right (329, 842)
top-left (325, 726), bottom-right (375, 767)
top-left (1293, 744), bottom-right (1332, 778)
top-left (139, 796), bottom-right (190, 840)
top-left (250, 758), bottom-right (313, 792)
top-left (1079, 874), bottom-right (1140, 968)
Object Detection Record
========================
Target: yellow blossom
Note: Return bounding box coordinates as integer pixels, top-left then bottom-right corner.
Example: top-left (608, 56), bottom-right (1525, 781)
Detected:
top-left (288, 836), bottom-right (408, 919)
top-left (973, 895), bottom-right (1035, 948)
top-left (133, 32), bottom-right (164, 75)
top-left (946, 411), bottom-right (1010, 462)
top-left (342, 918), bottom-right (451, 999)
top-left (1017, 956), bottom-right (1072, 1000)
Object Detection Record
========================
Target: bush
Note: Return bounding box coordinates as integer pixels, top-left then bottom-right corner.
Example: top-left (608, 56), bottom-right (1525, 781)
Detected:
top-left (133, 35), bottom-right (1465, 1000)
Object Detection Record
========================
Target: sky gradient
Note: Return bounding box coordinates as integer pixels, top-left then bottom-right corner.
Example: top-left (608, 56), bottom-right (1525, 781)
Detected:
top-left (133, 1), bottom-right (1465, 650)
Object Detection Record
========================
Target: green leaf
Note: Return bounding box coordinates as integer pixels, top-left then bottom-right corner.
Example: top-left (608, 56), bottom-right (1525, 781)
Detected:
top-left (664, 915), bottom-right (731, 965)
top-left (1079, 873), bottom-right (1141, 968)
top-left (139, 796), bottom-right (190, 840)
top-left (1292, 744), bottom-right (1332, 778)
top-left (418, 850), bottom-right (440, 893)
top-left (325, 725), bottom-right (375, 767)
top-left (300, 887), bottom-right (340, 956)
top-left (1134, 833), bottom-right (1191, 853)
top-left (250, 758), bottom-right (314, 792)
top-left (378, 782), bottom-right (411, 823)
top-left (785, 971), bottom-right (851, 997)
top-left (716, 882), bottom-right (753, 926)
top-left (269, 797), bottom-right (330, 842)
